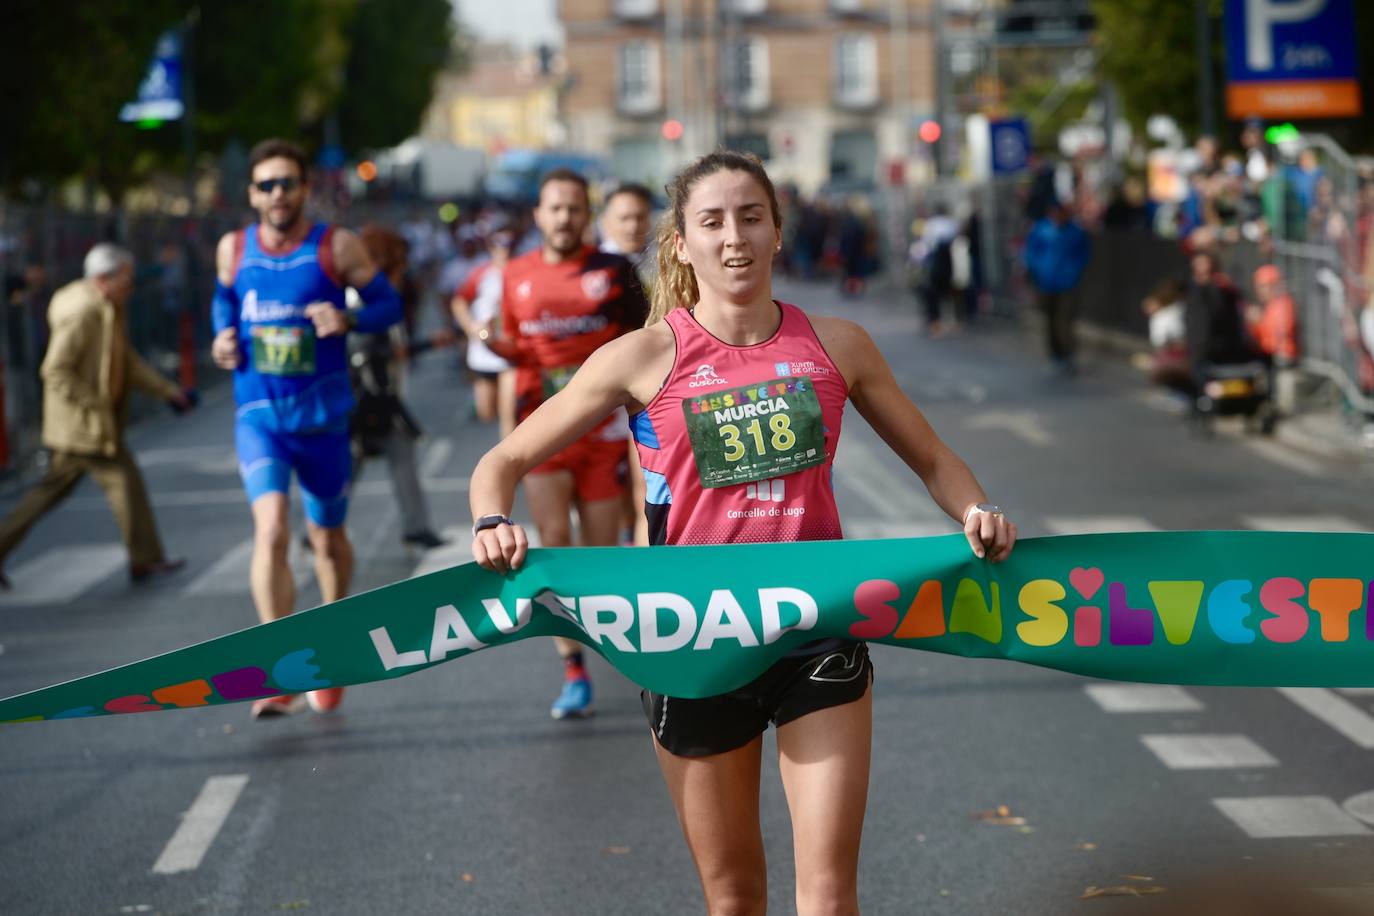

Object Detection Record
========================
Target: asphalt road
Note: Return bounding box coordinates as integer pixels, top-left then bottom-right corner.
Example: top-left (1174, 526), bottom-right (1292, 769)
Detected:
top-left (2, 276), bottom-right (1374, 915)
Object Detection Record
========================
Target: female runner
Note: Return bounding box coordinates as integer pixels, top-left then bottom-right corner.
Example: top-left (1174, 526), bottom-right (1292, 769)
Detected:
top-left (470, 151), bottom-right (1016, 916)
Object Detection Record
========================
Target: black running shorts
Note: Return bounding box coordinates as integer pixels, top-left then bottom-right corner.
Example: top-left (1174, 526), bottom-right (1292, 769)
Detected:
top-left (640, 642), bottom-right (872, 758)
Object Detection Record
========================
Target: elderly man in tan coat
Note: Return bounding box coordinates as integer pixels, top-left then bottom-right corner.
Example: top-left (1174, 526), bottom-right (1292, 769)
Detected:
top-left (0, 243), bottom-right (193, 588)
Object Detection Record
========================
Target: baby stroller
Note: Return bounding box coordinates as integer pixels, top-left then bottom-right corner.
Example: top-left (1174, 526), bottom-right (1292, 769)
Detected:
top-left (1192, 360), bottom-right (1278, 435)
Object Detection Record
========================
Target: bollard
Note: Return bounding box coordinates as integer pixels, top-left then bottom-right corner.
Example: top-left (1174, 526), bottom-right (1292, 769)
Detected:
top-left (178, 311), bottom-right (196, 391)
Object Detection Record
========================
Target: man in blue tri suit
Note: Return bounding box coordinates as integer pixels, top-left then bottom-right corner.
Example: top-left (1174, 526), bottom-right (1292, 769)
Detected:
top-left (210, 138), bottom-right (401, 719)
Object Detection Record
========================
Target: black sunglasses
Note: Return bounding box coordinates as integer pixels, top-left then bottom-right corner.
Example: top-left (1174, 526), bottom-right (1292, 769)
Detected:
top-left (253, 177), bottom-right (302, 194)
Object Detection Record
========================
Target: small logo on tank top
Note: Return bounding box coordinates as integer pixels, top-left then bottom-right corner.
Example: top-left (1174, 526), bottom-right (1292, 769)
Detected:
top-left (775, 359), bottom-right (830, 377)
top-left (687, 364), bottom-right (729, 387)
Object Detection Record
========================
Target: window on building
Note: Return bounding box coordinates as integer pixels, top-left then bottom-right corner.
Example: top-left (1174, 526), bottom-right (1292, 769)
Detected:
top-left (618, 41), bottom-right (662, 115)
top-left (723, 0), bottom-right (767, 16)
top-left (829, 0), bottom-right (864, 13)
top-left (833, 33), bottom-right (878, 108)
top-left (612, 0), bottom-right (659, 17)
top-left (724, 38), bottom-right (769, 112)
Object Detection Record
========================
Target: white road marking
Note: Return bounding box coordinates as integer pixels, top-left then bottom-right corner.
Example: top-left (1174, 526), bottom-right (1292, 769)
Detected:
top-left (1212, 796), bottom-right (1371, 839)
top-left (1044, 516), bottom-right (1162, 535)
top-left (1339, 688), bottom-right (1374, 696)
top-left (1240, 438), bottom-right (1326, 478)
top-left (183, 538), bottom-right (313, 597)
top-left (1140, 734), bottom-right (1278, 769)
top-left (844, 520), bottom-right (955, 540)
top-left (67, 476), bottom-right (471, 510)
top-left (1084, 684), bottom-right (1203, 713)
top-left (1278, 688), bottom-right (1374, 749)
top-left (1242, 514), bottom-right (1370, 533)
top-left (152, 775), bottom-right (250, 875)
top-left (420, 437), bottom-right (452, 480)
top-left (1343, 790), bottom-right (1374, 827)
top-left (0, 544), bottom-right (126, 606)
top-left (837, 439), bottom-right (942, 523)
top-left (964, 410), bottom-right (1053, 447)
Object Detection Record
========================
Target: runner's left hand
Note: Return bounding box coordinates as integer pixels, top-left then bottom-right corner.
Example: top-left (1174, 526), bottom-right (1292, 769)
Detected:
top-left (964, 509), bottom-right (1016, 562)
top-left (305, 302), bottom-right (349, 337)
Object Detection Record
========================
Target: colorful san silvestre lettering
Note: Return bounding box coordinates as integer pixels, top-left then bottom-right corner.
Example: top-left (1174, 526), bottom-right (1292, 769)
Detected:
top-left (2, 531), bottom-right (1373, 725)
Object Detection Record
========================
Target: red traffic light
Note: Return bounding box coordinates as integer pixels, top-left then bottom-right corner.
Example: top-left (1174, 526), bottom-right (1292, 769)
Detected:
top-left (918, 120), bottom-right (942, 144)
top-left (661, 119), bottom-right (685, 142)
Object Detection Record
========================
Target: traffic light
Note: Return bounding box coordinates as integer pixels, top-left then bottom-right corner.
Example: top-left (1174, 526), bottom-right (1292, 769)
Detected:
top-left (661, 119), bottom-right (685, 142)
top-left (918, 120), bottom-right (942, 144)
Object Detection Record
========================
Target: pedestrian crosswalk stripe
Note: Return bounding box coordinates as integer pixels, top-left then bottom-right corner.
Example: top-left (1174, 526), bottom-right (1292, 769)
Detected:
top-left (1084, 684), bottom-right (1203, 713)
top-left (837, 438), bottom-right (944, 523)
top-left (1212, 796), bottom-right (1371, 838)
top-left (1277, 688), bottom-right (1374, 749)
top-left (1140, 734), bottom-right (1278, 769)
top-left (421, 437), bottom-right (452, 480)
top-left (152, 774), bottom-right (249, 875)
top-left (1242, 514), bottom-right (1371, 533)
top-left (0, 544), bottom-right (126, 606)
top-left (845, 521), bottom-right (954, 540)
top-left (1044, 516), bottom-right (1161, 535)
top-left (183, 538), bottom-right (314, 597)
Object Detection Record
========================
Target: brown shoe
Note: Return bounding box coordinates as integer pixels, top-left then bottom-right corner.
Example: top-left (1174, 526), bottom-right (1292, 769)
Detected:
top-left (130, 557), bottom-right (187, 584)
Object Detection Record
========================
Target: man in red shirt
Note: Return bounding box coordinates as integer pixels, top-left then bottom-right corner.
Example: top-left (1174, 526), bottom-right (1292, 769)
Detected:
top-left (485, 168), bottom-right (648, 718)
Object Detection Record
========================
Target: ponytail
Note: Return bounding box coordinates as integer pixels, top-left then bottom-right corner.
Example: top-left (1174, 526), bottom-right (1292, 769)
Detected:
top-left (647, 211), bottom-right (697, 326)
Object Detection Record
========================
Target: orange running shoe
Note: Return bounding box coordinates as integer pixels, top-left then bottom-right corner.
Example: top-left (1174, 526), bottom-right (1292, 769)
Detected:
top-left (306, 687), bottom-right (345, 713)
top-left (251, 694), bottom-right (304, 719)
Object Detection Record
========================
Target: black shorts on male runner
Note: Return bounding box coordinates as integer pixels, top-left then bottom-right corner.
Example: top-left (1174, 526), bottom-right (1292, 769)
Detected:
top-left (641, 641), bottom-right (872, 758)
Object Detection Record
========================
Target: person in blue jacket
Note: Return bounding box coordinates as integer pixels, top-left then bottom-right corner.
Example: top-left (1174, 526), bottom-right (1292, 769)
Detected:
top-left (1024, 201), bottom-right (1092, 374)
top-left (210, 138), bottom-right (401, 719)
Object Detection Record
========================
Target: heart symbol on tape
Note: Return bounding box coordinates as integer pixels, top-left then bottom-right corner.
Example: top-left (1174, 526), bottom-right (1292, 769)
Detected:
top-left (1070, 567), bottom-right (1104, 600)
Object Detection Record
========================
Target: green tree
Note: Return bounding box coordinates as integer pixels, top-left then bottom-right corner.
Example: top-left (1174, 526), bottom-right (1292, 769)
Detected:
top-left (191, 1), bottom-right (353, 153)
top-left (1093, 0), bottom-right (1374, 149)
top-left (0, 0), bottom-right (187, 196)
top-left (1091, 0), bottom-right (1224, 139)
top-left (334, 0), bottom-right (458, 152)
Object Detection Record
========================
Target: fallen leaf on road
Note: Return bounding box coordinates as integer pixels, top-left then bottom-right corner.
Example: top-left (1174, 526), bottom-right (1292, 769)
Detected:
top-left (605, 846), bottom-right (631, 855)
top-left (975, 804), bottom-right (1029, 827)
top-left (1121, 874), bottom-right (1155, 882)
top-left (276, 902), bottom-right (310, 910)
top-left (461, 873), bottom-right (474, 883)
top-left (1081, 885), bottom-right (1167, 899)
top-left (1075, 842), bottom-right (1097, 851)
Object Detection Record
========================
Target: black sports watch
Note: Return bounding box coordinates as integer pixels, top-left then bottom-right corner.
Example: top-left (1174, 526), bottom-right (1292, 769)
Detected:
top-left (472, 514), bottom-right (514, 537)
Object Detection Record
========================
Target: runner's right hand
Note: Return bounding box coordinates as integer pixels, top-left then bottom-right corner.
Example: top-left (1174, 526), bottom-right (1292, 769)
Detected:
top-left (472, 522), bottom-right (528, 574)
top-left (211, 328), bottom-right (241, 370)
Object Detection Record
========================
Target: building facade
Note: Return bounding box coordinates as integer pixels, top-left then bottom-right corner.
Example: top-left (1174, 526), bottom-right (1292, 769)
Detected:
top-left (421, 42), bottom-right (565, 154)
top-left (560, 0), bottom-right (938, 194)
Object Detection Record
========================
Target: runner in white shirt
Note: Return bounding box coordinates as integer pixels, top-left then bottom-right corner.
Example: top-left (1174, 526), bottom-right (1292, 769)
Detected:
top-left (450, 230), bottom-right (516, 436)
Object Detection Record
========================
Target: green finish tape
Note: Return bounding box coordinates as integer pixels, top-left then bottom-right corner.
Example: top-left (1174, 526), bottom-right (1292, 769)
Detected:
top-left (3, 531), bottom-right (1373, 725)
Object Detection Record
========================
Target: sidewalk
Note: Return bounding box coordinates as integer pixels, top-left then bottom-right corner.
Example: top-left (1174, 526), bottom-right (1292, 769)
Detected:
top-left (1074, 314), bottom-right (1374, 466)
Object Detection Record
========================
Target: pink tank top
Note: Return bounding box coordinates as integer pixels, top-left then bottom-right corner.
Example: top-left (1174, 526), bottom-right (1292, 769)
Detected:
top-left (631, 302), bottom-right (848, 546)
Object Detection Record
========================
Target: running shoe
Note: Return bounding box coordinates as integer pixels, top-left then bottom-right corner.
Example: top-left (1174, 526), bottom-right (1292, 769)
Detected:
top-left (306, 687), bottom-right (345, 713)
top-left (251, 694), bottom-right (305, 719)
top-left (550, 677), bottom-right (593, 720)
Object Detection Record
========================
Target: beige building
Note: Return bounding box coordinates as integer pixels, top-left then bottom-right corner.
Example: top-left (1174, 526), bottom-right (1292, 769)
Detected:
top-left (421, 42), bottom-right (565, 153)
top-left (560, 0), bottom-right (939, 194)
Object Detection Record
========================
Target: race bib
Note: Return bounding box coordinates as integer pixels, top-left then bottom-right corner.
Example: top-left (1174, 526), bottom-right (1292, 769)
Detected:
top-left (682, 376), bottom-right (826, 489)
top-left (541, 364), bottom-right (580, 399)
top-left (251, 325), bottom-right (316, 376)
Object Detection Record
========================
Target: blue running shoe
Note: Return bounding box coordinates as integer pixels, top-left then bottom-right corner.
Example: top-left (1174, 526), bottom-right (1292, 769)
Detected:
top-left (550, 677), bottom-right (594, 719)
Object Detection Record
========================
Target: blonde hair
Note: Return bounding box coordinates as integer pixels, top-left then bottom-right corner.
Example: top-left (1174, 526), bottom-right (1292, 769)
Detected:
top-left (646, 150), bottom-right (781, 326)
